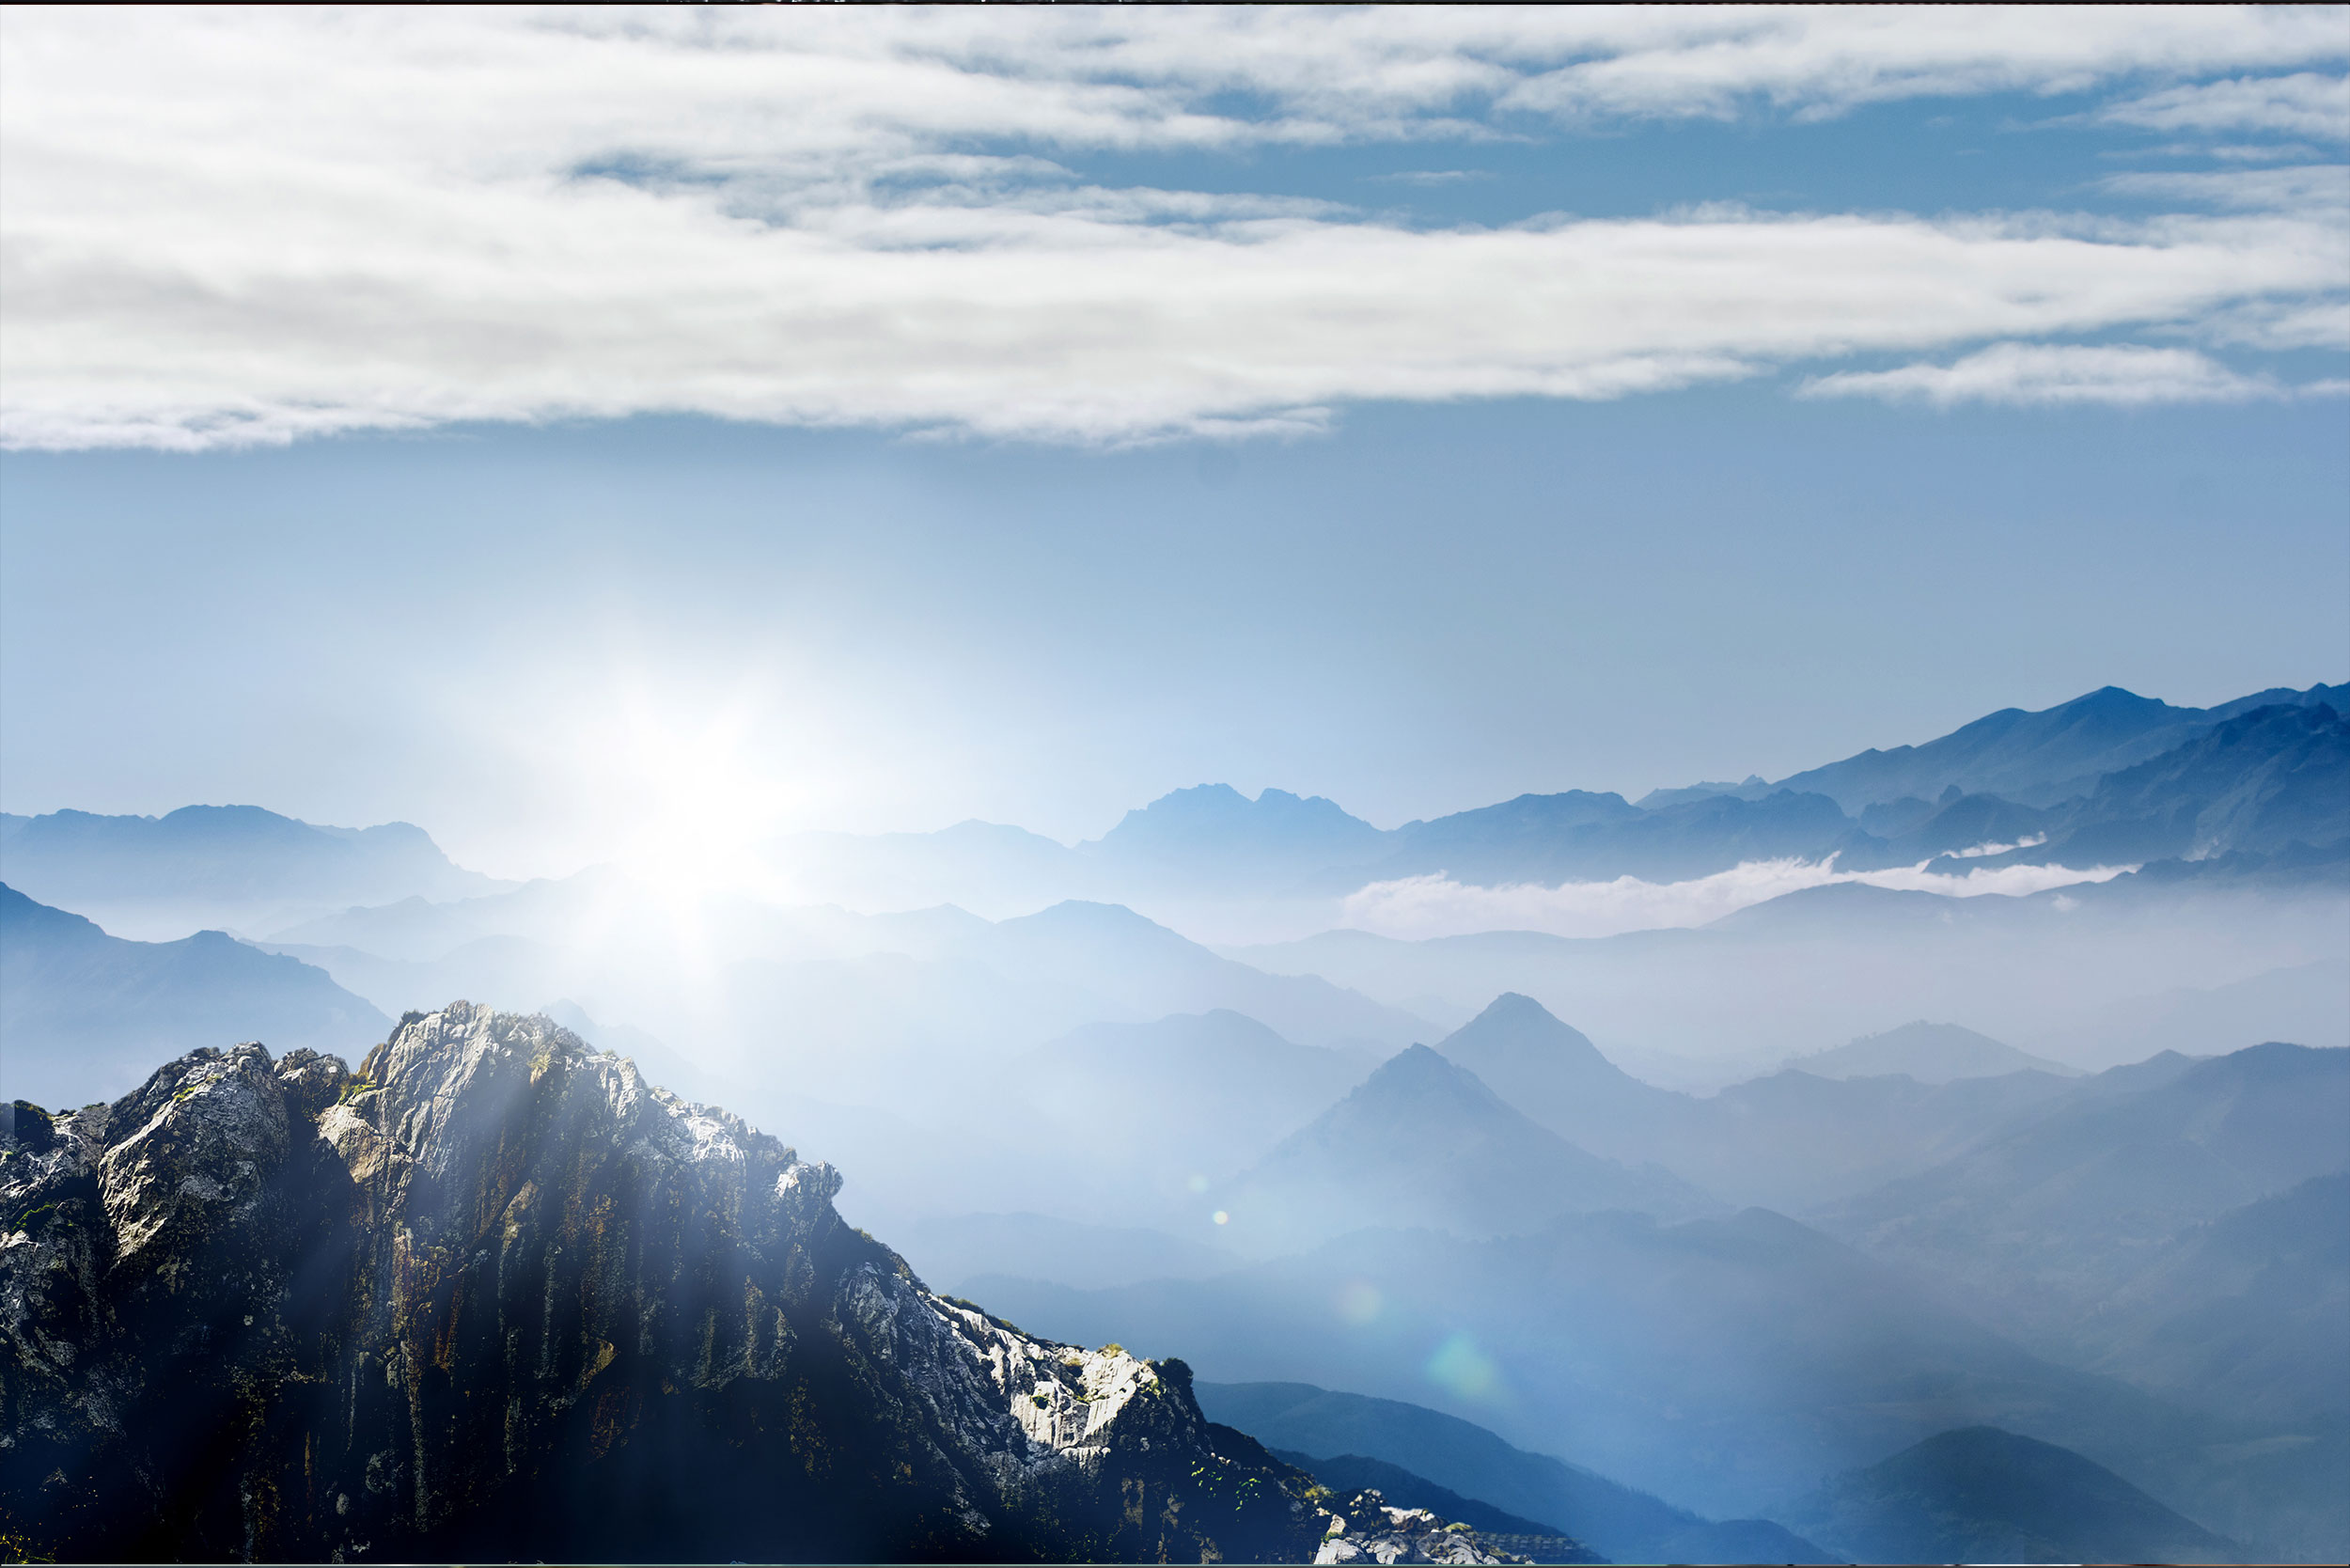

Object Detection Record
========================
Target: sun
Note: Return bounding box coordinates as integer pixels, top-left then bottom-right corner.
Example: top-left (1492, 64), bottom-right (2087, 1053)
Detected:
top-left (603, 678), bottom-right (794, 920)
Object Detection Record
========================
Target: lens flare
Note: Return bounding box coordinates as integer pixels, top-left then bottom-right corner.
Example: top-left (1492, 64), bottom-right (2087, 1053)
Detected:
top-left (1424, 1333), bottom-right (1501, 1401)
top-left (1336, 1281), bottom-right (1382, 1325)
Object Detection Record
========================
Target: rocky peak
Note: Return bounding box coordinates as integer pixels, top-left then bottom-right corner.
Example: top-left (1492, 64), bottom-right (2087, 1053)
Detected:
top-left (2, 1002), bottom-right (1542, 1563)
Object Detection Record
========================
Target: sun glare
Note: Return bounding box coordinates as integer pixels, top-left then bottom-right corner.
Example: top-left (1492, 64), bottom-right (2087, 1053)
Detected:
top-left (605, 679), bottom-right (795, 919)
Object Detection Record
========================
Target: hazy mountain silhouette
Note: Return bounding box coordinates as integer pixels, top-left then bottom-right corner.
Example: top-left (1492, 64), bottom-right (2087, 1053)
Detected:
top-left (1012, 1010), bottom-right (1378, 1190)
top-left (1234, 875), bottom-right (2346, 1076)
top-left (1823, 1043), bottom-right (2350, 1345)
top-left (0, 883), bottom-right (387, 1108)
top-left (1367, 788), bottom-right (1858, 887)
top-left (1216, 1044), bottom-right (1717, 1251)
top-left (1752, 683), bottom-right (2344, 812)
top-left (0, 805), bottom-right (502, 937)
top-left (1686, 1064), bottom-right (2085, 1211)
top-left (2067, 959), bottom-right (2350, 1063)
top-left (1085, 785), bottom-right (1387, 885)
top-left (973, 1206), bottom-right (2213, 1523)
top-left (1786, 1426), bottom-right (2237, 1564)
top-left (759, 677), bottom-right (2350, 914)
top-left (1634, 776), bottom-right (1769, 811)
top-left (2032, 700), bottom-right (2349, 865)
top-left (263, 886), bottom-right (1433, 1115)
top-left (1836, 790), bottom-right (2056, 870)
top-left (1202, 1381), bottom-right (1830, 1565)
top-left (895, 1211), bottom-right (1240, 1296)
top-left (1792, 1021), bottom-right (2078, 1084)
top-left (1771, 685), bottom-right (2212, 809)
top-left (1430, 993), bottom-right (1685, 1164)
top-left (778, 818), bottom-right (1088, 913)
top-left (1425, 992), bottom-right (2082, 1208)
top-left (2085, 1172), bottom-right (2350, 1430)
top-left (969, 901), bottom-right (1422, 1048)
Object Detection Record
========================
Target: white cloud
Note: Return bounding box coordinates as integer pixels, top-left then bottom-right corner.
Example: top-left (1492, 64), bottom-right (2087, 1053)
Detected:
top-left (2100, 163), bottom-right (2350, 211)
top-left (2, 8), bottom-right (2345, 449)
top-left (2100, 71), bottom-right (2350, 138)
top-left (1496, 14), bottom-right (2347, 122)
top-left (1801, 342), bottom-right (2289, 407)
top-left (1341, 856), bottom-right (2135, 941)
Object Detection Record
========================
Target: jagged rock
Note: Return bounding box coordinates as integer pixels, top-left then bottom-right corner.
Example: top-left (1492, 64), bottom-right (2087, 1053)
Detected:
top-left (0, 1003), bottom-right (1540, 1563)
top-left (1315, 1488), bottom-right (1522, 1565)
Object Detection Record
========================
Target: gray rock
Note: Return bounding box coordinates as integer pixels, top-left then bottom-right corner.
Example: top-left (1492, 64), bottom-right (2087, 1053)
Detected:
top-left (1, 1003), bottom-right (1534, 1562)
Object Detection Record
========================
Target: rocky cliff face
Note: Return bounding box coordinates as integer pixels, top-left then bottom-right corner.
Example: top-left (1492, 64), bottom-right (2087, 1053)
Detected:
top-left (1, 1004), bottom-right (1536, 1564)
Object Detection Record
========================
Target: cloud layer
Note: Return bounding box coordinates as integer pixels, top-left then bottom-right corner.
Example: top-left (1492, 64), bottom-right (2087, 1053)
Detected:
top-left (1341, 857), bottom-right (2137, 941)
top-left (3, 7), bottom-right (2345, 448)
top-left (1801, 342), bottom-right (2295, 407)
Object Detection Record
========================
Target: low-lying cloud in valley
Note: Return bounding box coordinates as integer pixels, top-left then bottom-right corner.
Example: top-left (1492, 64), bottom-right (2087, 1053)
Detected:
top-left (1342, 855), bottom-right (2137, 940)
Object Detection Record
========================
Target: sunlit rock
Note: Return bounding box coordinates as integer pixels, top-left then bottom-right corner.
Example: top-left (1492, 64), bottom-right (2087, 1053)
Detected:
top-left (0, 1003), bottom-right (1552, 1563)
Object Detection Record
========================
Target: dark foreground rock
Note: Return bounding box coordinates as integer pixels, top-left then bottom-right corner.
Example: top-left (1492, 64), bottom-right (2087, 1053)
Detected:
top-left (1, 1003), bottom-right (1552, 1563)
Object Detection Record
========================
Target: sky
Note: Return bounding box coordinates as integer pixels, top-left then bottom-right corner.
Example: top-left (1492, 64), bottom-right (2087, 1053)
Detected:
top-left (2, 6), bottom-right (2346, 879)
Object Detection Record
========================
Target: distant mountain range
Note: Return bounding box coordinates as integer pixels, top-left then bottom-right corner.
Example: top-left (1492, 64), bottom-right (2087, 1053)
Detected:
top-left (973, 1003), bottom-right (2344, 1552)
top-left (269, 883), bottom-right (1427, 1047)
top-left (4, 678), bottom-right (2342, 1565)
top-left (1647, 681), bottom-right (2349, 812)
top-left (0, 804), bottom-right (505, 938)
top-left (1432, 993), bottom-right (2142, 1210)
top-left (765, 681), bottom-right (2347, 908)
top-left (1790, 1021), bottom-right (2078, 1084)
top-left (8, 683), bottom-right (2342, 952)
top-left (1216, 1043), bottom-right (1717, 1253)
top-left (1010, 1010), bottom-right (1377, 1200)
top-left (1820, 1042), bottom-right (2350, 1356)
top-left (1200, 1381), bottom-right (1828, 1565)
top-left (1235, 880), bottom-right (2348, 1073)
top-left (0, 883), bottom-right (386, 1108)
top-left (971, 1202), bottom-right (2214, 1526)
top-left (8, 976), bottom-right (2338, 1557)
top-left (1786, 1426), bottom-right (2238, 1565)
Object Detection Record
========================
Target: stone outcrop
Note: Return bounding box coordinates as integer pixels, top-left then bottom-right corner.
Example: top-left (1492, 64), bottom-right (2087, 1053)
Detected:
top-left (1314, 1490), bottom-right (1525, 1565)
top-left (1, 1004), bottom-right (1548, 1563)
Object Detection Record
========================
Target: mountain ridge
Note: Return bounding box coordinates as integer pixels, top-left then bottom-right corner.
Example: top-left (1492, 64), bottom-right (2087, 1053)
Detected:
top-left (0, 1005), bottom-right (1528, 1565)
top-left (1786, 1426), bottom-right (2239, 1564)
top-left (1217, 1042), bottom-right (1719, 1251)
top-left (0, 805), bottom-right (505, 938)
top-left (0, 882), bottom-right (388, 1108)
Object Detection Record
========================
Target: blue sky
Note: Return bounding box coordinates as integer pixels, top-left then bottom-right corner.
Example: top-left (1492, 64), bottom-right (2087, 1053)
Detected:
top-left (2, 8), bottom-right (2344, 876)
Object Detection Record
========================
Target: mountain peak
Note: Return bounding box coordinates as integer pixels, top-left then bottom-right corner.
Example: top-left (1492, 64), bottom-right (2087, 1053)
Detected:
top-left (1794, 1022), bottom-right (2079, 1085)
top-left (1791, 1426), bottom-right (2237, 1564)
top-left (1437, 993), bottom-right (1629, 1085)
top-left (2, 1008), bottom-right (1386, 1564)
top-left (1429, 992), bottom-right (1684, 1162)
top-left (1090, 784), bottom-right (1385, 871)
top-left (1450, 992), bottom-right (1605, 1049)
top-left (1315, 1042), bottom-right (1511, 1125)
top-left (1225, 1037), bottom-right (1710, 1250)
top-left (1261, 1042), bottom-right (1535, 1160)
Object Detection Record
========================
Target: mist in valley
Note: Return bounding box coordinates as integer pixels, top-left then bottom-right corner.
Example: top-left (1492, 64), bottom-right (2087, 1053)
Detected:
top-left (6, 679), bottom-right (2345, 1560)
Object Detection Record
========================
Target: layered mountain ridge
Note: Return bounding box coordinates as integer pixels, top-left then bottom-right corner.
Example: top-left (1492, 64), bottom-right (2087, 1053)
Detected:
top-left (0, 1004), bottom-right (1540, 1565)
top-left (764, 682), bottom-right (2347, 908)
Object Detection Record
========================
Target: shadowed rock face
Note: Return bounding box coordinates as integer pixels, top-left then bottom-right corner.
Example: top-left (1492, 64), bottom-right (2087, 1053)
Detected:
top-left (0, 1003), bottom-right (1372, 1563)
